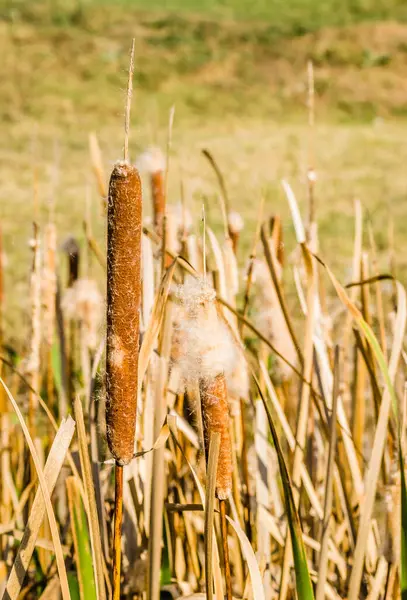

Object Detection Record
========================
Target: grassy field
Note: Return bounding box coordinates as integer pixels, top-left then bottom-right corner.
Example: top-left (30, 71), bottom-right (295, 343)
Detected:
top-left (1, 4), bottom-right (407, 600)
top-left (1, 0), bottom-right (407, 342)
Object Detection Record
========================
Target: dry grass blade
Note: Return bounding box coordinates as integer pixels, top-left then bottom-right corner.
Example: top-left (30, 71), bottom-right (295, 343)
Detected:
top-left (205, 432), bottom-right (220, 600)
top-left (225, 515), bottom-right (265, 600)
top-left (260, 223), bottom-right (302, 362)
top-left (201, 149), bottom-right (230, 217)
top-left (74, 396), bottom-right (107, 600)
top-left (138, 257), bottom-right (178, 385)
top-left (89, 133), bottom-right (107, 201)
top-left (251, 373), bottom-right (315, 600)
top-left (279, 243), bottom-right (316, 600)
top-left (0, 378), bottom-right (72, 600)
top-left (4, 416), bottom-right (75, 600)
top-left (316, 262), bottom-right (406, 599)
top-left (316, 347), bottom-right (340, 600)
top-left (168, 416), bottom-right (224, 598)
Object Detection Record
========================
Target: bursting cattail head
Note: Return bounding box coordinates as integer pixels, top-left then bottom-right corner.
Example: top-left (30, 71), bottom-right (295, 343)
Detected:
top-left (175, 276), bottom-right (236, 499)
top-left (228, 210), bottom-right (244, 253)
top-left (62, 278), bottom-right (103, 350)
top-left (175, 277), bottom-right (238, 387)
top-left (106, 160), bottom-right (142, 465)
top-left (136, 147), bottom-right (165, 234)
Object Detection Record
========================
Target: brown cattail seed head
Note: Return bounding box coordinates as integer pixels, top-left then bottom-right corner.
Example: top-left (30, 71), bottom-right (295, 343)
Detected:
top-left (174, 277), bottom-right (236, 499)
top-left (228, 211), bottom-right (244, 254)
top-left (136, 147), bottom-right (165, 235)
top-left (200, 373), bottom-right (233, 499)
top-left (106, 161), bottom-right (142, 465)
top-left (151, 171), bottom-right (165, 234)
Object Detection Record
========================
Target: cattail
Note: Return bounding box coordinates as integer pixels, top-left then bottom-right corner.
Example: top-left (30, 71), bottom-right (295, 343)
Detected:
top-left (200, 373), bottom-right (233, 499)
top-left (175, 277), bottom-right (236, 499)
top-left (228, 210), bottom-right (244, 254)
top-left (137, 147), bottom-right (165, 235)
top-left (106, 161), bottom-right (142, 465)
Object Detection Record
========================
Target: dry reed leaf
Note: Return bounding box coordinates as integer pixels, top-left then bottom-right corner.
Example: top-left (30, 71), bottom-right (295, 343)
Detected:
top-left (0, 378), bottom-right (72, 600)
top-left (226, 515), bottom-right (266, 600)
top-left (316, 259), bottom-right (406, 599)
top-left (281, 180), bottom-right (306, 244)
top-left (279, 243), bottom-right (316, 600)
top-left (141, 233), bottom-right (155, 329)
top-left (168, 416), bottom-right (224, 599)
top-left (148, 356), bottom-right (168, 600)
top-left (206, 228), bottom-right (227, 299)
top-left (38, 576), bottom-right (62, 600)
top-left (74, 396), bottom-right (107, 600)
top-left (89, 132), bottom-right (108, 200)
top-left (138, 257), bottom-right (178, 386)
top-left (4, 416), bottom-right (75, 600)
top-left (204, 432), bottom-right (220, 600)
top-left (315, 348), bottom-right (340, 600)
top-left (259, 361), bottom-right (347, 579)
top-left (366, 556), bottom-right (388, 600)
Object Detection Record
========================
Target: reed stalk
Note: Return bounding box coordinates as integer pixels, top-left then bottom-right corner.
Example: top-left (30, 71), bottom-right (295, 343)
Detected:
top-left (106, 39), bottom-right (141, 600)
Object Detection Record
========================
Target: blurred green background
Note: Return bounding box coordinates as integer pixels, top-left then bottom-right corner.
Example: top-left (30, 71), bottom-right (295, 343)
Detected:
top-left (1, 0), bottom-right (407, 340)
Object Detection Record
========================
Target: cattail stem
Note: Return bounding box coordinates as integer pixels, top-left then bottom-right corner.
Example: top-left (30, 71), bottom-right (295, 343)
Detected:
top-left (107, 40), bottom-right (140, 600)
top-left (112, 462), bottom-right (124, 600)
top-left (219, 499), bottom-right (232, 600)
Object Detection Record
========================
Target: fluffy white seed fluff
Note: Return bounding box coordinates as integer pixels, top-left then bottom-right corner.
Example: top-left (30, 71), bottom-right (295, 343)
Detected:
top-left (62, 278), bottom-right (103, 350)
top-left (228, 211), bottom-right (244, 234)
top-left (174, 277), bottom-right (239, 386)
top-left (136, 147), bottom-right (165, 175)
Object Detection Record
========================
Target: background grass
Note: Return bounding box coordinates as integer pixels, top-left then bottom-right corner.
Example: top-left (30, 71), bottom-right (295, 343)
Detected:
top-left (1, 0), bottom-right (407, 346)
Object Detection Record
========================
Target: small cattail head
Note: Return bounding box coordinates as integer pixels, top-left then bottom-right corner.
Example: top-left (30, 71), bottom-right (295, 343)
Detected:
top-left (200, 373), bottom-right (233, 499)
top-left (137, 147), bottom-right (165, 234)
top-left (174, 277), bottom-right (238, 387)
top-left (228, 211), bottom-right (244, 235)
top-left (174, 276), bottom-right (235, 499)
top-left (228, 211), bottom-right (244, 253)
top-left (106, 161), bottom-right (142, 465)
top-left (136, 147), bottom-right (165, 175)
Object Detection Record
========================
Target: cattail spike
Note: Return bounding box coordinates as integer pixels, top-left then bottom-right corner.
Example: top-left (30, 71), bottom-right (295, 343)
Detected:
top-left (200, 373), bottom-right (233, 500)
top-left (106, 161), bottom-right (142, 465)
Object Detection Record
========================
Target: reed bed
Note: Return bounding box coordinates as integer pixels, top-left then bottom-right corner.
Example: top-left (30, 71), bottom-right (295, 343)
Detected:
top-left (0, 48), bottom-right (406, 600)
